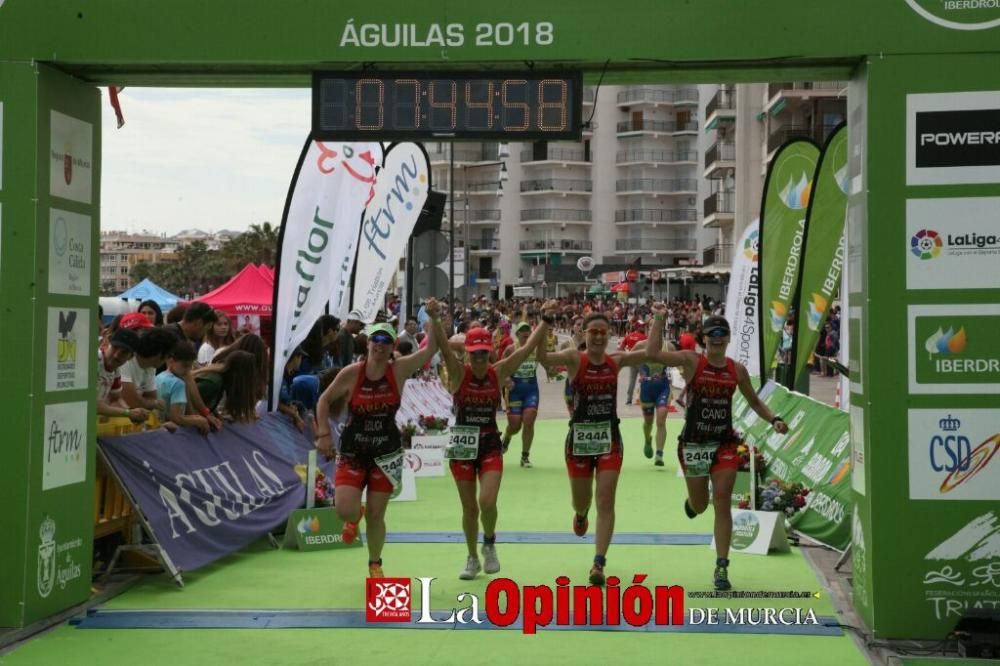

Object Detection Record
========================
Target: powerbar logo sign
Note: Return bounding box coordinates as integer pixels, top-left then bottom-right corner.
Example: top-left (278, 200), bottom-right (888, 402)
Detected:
top-left (905, 198), bottom-right (1000, 290)
top-left (908, 304), bottom-right (1000, 394)
top-left (907, 91), bottom-right (1000, 185)
top-left (364, 577), bottom-right (820, 632)
top-left (905, 0), bottom-right (1000, 30)
top-left (908, 410), bottom-right (1000, 500)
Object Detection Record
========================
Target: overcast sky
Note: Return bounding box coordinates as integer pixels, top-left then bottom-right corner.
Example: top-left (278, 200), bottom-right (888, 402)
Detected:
top-left (100, 87), bottom-right (311, 237)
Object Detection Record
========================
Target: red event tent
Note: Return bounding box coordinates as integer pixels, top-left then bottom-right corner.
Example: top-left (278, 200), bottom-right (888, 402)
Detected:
top-left (196, 263), bottom-right (274, 318)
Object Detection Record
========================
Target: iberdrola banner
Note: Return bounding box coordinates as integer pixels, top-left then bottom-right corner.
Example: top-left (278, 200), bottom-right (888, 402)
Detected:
top-left (351, 143), bottom-right (430, 324)
top-left (271, 139), bottom-right (383, 409)
top-left (732, 382), bottom-right (851, 551)
top-left (725, 219), bottom-right (761, 382)
top-left (758, 139), bottom-right (820, 385)
top-left (792, 124), bottom-right (849, 384)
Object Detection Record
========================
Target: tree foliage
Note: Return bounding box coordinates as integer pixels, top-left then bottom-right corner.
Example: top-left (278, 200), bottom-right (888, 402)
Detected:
top-left (127, 223), bottom-right (278, 298)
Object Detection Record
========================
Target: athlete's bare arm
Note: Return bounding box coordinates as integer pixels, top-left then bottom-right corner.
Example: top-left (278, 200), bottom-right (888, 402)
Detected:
top-left (315, 363), bottom-right (361, 456)
top-left (431, 316), bottom-right (464, 393)
top-left (494, 312), bottom-right (553, 384)
top-left (536, 302), bottom-right (581, 379)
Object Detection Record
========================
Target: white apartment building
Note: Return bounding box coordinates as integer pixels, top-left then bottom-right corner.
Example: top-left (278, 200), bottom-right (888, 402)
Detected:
top-left (422, 81), bottom-right (847, 302)
top-left (425, 84), bottom-right (711, 301)
top-left (98, 228), bottom-right (243, 294)
top-left (702, 81), bottom-right (848, 272)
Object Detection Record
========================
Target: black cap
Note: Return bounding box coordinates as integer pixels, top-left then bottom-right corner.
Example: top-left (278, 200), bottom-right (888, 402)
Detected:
top-left (109, 328), bottom-right (140, 353)
top-left (703, 315), bottom-right (731, 335)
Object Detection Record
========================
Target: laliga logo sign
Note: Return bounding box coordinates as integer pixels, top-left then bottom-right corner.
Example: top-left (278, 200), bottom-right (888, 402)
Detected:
top-left (932, 415), bottom-right (1000, 493)
top-left (743, 230), bottom-right (759, 261)
top-left (911, 229), bottom-right (943, 260)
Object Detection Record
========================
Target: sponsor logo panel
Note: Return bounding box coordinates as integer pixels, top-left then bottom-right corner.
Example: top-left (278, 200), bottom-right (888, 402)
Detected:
top-left (906, 198), bottom-right (1000, 290)
top-left (908, 304), bottom-right (1000, 394)
top-left (907, 92), bottom-right (1000, 185)
top-left (908, 409), bottom-right (1000, 500)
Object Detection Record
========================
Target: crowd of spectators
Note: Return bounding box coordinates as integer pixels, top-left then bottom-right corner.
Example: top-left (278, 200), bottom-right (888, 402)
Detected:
top-left (97, 288), bottom-right (837, 435)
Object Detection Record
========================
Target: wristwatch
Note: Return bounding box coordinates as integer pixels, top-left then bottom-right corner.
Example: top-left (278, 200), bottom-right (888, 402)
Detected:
top-left (771, 416), bottom-right (784, 426)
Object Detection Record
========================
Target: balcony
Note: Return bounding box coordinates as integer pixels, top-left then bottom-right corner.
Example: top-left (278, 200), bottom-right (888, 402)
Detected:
top-left (614, 238), bottom-right (697, 253)
top-left (456, 208), bottom-right (501, 224)
top-left (704, 141), bottom-right (736, 178)
top-left (426, 148), bottom-right (491, 164)
top-left (702, 243), bottom-right (733, 267)
top-left (615, 208), bottom-right (698, 224)
top-left (705, 88), bottom-right (736, 120)
top-left (616, 178), bottom-right (698, 195)
top-left (520, 178), bottom-right (592, 195)
top-left (519, 239), bottom-right (593, 252)
top-left (767, 81), bottom-right (848, 101)
top-left (519, 147), bottom-right (590, 164)
top-left (616, 87), bottom-right (699, 106)
top-left (617, 119), bottom-right (699, 135)
top-left (465, 180), bottom-right (504, 195)
top-left (520, 208), bottom-right (592, 223)
top-left (468, 239), bottom-right (501, 253)
top-left (702, 192), bottom-right (735, 227)
top-left (615, 149), bottom-right (698, 166)
top-left (766, 123), bottom-right (841, 156)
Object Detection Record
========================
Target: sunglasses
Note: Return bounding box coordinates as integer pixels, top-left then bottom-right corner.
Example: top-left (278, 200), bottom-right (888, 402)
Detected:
top-left (706, 328), bottom-right (730, 338)
top-left (370, 334), bottom-right (394, 345)
top-left (469, 350), bottom-right (490, 358)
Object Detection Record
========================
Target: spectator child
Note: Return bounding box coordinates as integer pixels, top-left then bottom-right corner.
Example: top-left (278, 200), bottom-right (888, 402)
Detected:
top-left (156, 340), bottom-right (210, 434)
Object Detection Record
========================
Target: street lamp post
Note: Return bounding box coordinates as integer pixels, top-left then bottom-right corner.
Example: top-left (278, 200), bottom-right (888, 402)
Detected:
top-left (458, 157), bottom-right (507, 305)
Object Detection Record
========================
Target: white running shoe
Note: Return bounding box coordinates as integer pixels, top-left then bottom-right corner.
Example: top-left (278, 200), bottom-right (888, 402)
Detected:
top-left (459, 555), bottom-right (481, 580)
top-left (482, 544), bottom-right (501, 574)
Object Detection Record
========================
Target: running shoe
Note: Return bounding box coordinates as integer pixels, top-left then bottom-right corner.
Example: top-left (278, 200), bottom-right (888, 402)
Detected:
top-left (368, 560), bottom-right (384, 578)
top-left (520, 455), bottom-right (532, 468)
top-left (654, 451), bottom-right (664, 467)
top-left (342, 505), bottom-right (366, 545)
top-left (459, 555), bottom-right (482, 580)
top-left (713, 563), bottom-right (732, 591)
top-left (501, 436), bottom-right (511, 454)
top-left (482, 544), bottom-right (501, 574)
top-left (643, 436), bottom-right (653, 459)
top-left (572, 512), bottom-right (589, 537)
top-left (683, 499), bottom-right (698, 519)
top-left (589, 563), bottom-right (606, 586)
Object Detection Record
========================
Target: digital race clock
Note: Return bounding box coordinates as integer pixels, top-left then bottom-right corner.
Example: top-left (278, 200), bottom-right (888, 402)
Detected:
top-left (313, 71), bottom-right (583, 141)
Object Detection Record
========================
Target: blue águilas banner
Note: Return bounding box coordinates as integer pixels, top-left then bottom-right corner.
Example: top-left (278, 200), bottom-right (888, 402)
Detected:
top-left (98, 414), bottom-right (325, 572)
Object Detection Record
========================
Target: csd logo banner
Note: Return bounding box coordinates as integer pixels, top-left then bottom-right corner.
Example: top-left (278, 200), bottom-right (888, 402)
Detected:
top-left (908, 409), bottom-right (1000, 501)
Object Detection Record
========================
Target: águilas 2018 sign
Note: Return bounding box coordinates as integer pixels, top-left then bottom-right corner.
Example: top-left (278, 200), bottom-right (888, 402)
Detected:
top-left (906, 0), bottom-right (1000, 30)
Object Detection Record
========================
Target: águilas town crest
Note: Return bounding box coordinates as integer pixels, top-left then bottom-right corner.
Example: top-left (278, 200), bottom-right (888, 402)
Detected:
top-left (64, 151), bottom-right (73, 186)
top-left (37, 517), bottom-right (57, 599)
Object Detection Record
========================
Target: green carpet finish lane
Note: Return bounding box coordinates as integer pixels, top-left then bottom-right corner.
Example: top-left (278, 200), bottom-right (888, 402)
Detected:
top-left (2, 626), bottom-right (867, 666)
top-left (1, 417), bottom-right (868, 665)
